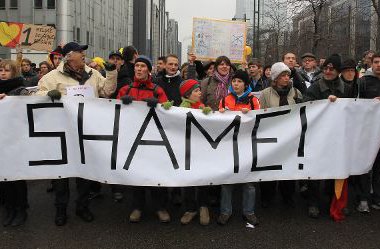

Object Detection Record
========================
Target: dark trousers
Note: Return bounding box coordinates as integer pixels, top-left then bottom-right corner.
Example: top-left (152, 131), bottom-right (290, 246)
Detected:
top-left (2, 180), bottom-right (28, 209)
top-left (131, 187), bottom-right (167, 211)
top-left (54, 178), bottom-right (91, 209)
top-left (260, 180), bottom-right (295, 202)
top-left (353, 173), bottom-right (371, 202)
top-left (183, 186), bottom-right (209, 212)
top-left (372, 149), bottom-right (380, 202)
top-left (307, 180), bottom-right (334, 207)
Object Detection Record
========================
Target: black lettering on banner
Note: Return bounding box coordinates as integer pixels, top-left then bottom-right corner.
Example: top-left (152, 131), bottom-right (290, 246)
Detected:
top-left (78, 103), bottom-right (121, 170)
top-left (185, 112), bottom-right (241, 173)
top-left (298, 106), bottom-right (308, 170)
top-left (27, 103), bottom-right (67, 166)
top-left (123, 108), bottom-right (179, 170)
top-left (251, 110), bottom-right (291, 171)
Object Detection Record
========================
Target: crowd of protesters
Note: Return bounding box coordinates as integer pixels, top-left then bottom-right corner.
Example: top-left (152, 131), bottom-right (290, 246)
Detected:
top-left (0, 41), bottom-right (380, 228)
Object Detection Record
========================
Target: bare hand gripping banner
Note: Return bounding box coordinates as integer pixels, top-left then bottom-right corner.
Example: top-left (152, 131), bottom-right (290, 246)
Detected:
top-left (1, 97), bottom-right (380, 187)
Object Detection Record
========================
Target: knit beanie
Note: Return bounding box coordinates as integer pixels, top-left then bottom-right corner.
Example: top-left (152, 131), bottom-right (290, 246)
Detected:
top-left (341, 59), bottom-right (357, 71)
top-left (232, 70), bottom-right (250, 86)
top-left (323, 54), bottom-right (342, 72)
top-left (135, 55), bottom-right (153, 72)
top-left (270, 62), bottom-right (291, 81)
top-left (180, 79), bottom-right (200, 97)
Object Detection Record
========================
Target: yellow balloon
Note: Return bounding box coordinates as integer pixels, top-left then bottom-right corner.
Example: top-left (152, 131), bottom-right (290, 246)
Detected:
top-left (245, 46), bottom-right (252, 56)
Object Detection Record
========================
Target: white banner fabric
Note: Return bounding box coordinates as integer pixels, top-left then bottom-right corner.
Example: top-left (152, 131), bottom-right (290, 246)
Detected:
top-left (0, 97), bottom-right (380, 187)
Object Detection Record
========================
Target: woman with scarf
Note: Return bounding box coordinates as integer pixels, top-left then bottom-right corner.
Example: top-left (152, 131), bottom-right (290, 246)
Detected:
top-left (258, 62), bottom-right (302, 209)
top-left (0, 59), bottom-right (29, 227)
top-left (201, 56), bottom-right (233, 111)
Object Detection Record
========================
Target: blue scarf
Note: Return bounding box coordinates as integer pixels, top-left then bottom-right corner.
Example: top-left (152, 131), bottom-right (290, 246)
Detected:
top-left (228, 85), bottom-right (252, 103)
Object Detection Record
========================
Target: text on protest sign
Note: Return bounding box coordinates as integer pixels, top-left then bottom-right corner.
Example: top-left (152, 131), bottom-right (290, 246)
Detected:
top-left (0, 97), bottom-right (380, 186)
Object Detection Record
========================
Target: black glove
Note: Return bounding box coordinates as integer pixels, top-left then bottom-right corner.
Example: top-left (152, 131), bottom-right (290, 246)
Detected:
top-left (47, 90), bottom-right (62, 102)
top-left (145, 98), bottom-right (159, 108)
top-left (121, 95), bottom-right (133, 105)
top-left (103, 62), bottom-right (117, 71)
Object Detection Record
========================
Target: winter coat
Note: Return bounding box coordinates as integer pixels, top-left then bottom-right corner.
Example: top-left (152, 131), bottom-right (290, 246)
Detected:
top-left (117, 76), bottom-right (167, 103)
top-left (201, 75), bottom-right (230, 111)
top-left (0, 77), bottom-right (27, 96)
top-left (298, 67), bottom-right (322, 87)
top-left (304, 77), bottom-right (353, 102)
top-left (290, 68), bottom-right (308, 94)
top-left (22, 70), bottom-right (39, 87)
top-left (154, 70), bottom-right (183, 106)
top-left (259, 86), bottom-right (302, 109)
top-left (111, 62), bottom-right (135, 99)
top-left (250, 77), bottom-right (269, 92)
top-left (180, 97), bottom-right (205, 109)
top-left (357, 71), bottom-right (380, 99)
top-left (219, 93), bottom-right (260, 111)
top-left (36, 62), bottom-right (117, 98)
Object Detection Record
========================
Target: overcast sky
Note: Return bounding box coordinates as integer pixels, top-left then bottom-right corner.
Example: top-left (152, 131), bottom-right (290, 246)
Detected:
top-left (165, 0), bottom-right (236, 62)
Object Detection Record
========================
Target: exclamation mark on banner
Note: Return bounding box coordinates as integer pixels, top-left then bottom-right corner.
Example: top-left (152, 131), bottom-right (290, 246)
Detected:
top-left (298, 106), bottom-right (307, 170)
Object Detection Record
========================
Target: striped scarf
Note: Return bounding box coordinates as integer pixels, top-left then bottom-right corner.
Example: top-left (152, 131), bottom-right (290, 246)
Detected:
top-left (214, 71), bottom-right (230, 102)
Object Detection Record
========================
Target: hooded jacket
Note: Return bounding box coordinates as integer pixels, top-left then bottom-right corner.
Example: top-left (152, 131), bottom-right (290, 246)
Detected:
top-left (22, 70), bottom-right (39, 87)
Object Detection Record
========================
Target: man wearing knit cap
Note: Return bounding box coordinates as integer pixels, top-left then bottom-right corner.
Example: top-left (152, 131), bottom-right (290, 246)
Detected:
top-left (117, 55), bottom-right (171, 224)
top-left (340, 59), bottom-right (358, 88)
top-left (304, 53), bottom-right (354, 219)
top-left (298, 53), bottom-right (322, 88)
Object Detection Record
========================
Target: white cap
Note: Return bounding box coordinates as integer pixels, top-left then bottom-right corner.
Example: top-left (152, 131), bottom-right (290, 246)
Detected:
top-left (271, 62), bottom-right (291, 81)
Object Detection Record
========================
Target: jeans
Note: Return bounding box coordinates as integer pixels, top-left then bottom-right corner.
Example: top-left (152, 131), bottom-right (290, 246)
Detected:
top-left (220, 183), bottom-right (256, 216)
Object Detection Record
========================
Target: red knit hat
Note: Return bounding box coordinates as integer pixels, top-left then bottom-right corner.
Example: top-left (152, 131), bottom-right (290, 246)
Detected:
top-left (180, 79), bottom-right (200, 97)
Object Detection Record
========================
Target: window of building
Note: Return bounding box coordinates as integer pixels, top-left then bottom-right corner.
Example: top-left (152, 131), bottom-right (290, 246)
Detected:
top-left (10, 0), bottom-right (18, 9)
top-left (0, 0), bottom-right (5, 9)
top-left (47, 0), bottom-right (55, 9)
top-left (34, 0), bottom-right (42, 9)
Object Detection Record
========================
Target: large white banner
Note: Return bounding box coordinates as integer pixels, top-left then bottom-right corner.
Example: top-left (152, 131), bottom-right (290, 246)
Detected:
top-left (1, 97), bottom-right (380, 186)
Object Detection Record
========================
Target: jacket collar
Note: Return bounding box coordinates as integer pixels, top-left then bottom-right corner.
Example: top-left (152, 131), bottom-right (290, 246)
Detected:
top-left (57, 62), bottom-right (93, 75)
top-left (319, 77), bottom-right (345, 93)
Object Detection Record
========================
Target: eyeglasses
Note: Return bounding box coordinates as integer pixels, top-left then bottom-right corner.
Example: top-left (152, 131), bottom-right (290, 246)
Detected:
top-left (323, 66), bottom-right (335, 72)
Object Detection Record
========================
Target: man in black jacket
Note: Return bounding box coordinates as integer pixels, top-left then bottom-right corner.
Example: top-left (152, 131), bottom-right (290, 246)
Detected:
top-left (154, 54), bottom-right (183, 106)
top-left (304, 54), bottom-right (354, 219)
top-left (355, 53), bottom-right (380, 212)
top-left (282, 52), bottom-right (307, 94)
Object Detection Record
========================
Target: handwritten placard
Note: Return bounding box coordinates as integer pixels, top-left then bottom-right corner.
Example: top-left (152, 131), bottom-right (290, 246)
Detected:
top-left (192, 17), bottom-right (247, 63)
top-left (0, 21), bottom-right (56, 51)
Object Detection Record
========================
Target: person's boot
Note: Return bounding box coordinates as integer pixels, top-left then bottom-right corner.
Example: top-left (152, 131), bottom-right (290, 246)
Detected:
top-left (55, 207), bottom-right (67, 226)
top-left (76, 206), bottom-right (94, 222)
top-left (157, 210), bottom-right (171, 223)
top-left (2, 207), bottom-right (16, 227)
top-left (199, 207), bottom-right (210, 226)
top-left (10, 208), bottom-right (27, 227)
top-left (129, 209), bottom-right (142, 223)
top-left (180, 211), bottom-right (197, 225)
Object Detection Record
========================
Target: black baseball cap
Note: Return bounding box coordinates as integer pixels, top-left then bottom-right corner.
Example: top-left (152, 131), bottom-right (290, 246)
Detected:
top-left (109, 50), bottom-right (123, 59)
top-left (62, 42), bottom-right (88, 56)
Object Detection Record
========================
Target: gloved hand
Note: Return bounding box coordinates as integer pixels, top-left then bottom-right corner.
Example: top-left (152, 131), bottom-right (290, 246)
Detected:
top-left (121, 95), bottom-right (133, 105)
top-left (145, 98), bottom-right (159, 108)
top-left (201, 106), bottom-right (212, 115)
top-left (47, 90), bottom-right (62, 102)
top-left (161, 101), bottom-right (174, 110)
top-left (103, 62), bottom-right (117, 71)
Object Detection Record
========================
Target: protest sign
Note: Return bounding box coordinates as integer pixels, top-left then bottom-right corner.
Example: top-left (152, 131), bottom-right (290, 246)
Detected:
top-left (1, 97), bottom-right (380, 186)
top-left (0, 21), bottom-right (56, 51)
top-left (192, 17), bottom-right (247, 63)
